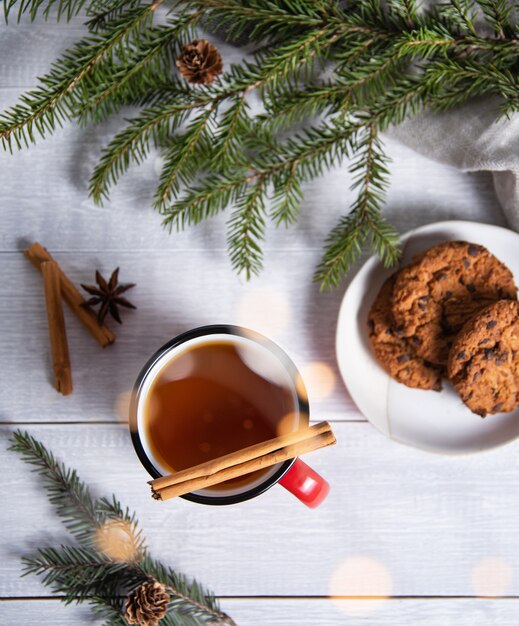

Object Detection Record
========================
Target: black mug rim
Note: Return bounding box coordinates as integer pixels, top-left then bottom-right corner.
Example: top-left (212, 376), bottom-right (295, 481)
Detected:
top-left (129, 324), bottom-right (310, 505)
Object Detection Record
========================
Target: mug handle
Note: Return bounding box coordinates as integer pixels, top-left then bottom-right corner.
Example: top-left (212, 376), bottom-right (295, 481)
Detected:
top-left (278, 458), bottom-right (330, 508)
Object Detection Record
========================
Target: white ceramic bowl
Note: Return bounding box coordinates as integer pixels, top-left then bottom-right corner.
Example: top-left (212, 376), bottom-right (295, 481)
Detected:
top-left (336, 221), bottom-right (519, 454)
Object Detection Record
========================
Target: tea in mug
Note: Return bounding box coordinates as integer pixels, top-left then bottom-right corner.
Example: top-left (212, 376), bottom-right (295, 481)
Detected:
top-left (144, 338), bottom-right (302, 490)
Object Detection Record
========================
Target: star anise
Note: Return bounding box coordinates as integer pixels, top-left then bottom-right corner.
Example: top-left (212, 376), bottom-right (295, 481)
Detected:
top-left (81, 268), bottom-right (136, 325)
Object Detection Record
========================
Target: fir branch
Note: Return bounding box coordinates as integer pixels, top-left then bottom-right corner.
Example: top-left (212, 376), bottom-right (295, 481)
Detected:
top-left (162, 117), bottom-right (357, 237)
top-left (10, 430), bottom-right (235, 625)
top-left (0, 3), bottom-right (157, 151)
top-left (333, 35), bottom-right (382, 71)
top-left (211, 92), bottom-right (250, 168)
top-left (8, 430), bottom-right (100, 545)
top-left (3, 0), bottom-right (88, 22)
top-left (178, 0), bottom-right (325, 42)
top-left (154, 106), bottom-right (216, 209)
top-left (122, 73), bottom-right (197, 108)
top-left (162, 173), bottom-right (249, 230)
top-left (261, 23), bottom-right (345, 97)
top-left (138, 556), bottom-right (236, 626)
top-left (439, 0), bottom-right (479, 36)
top-left (22, 545), bottom-right (127, 599)
top-left (218, 23), bottom-right (340, 103)
top-left (334, 46), bottom-right (407, 106)
top-left (315, 124), bottom-right (399, 288)
top-left (227, 176), bottom-right (267, 278)
top-left (85, 0), bottom-right (142, 31)
top-left (78, 12), bottom-right (202, 124)
top-left (88, 597), bottom-right (129, 626)
top-left (259, 84), bottom-right (336, 131)
top-left (90, 27), bottom-right (341, 206)
top-left (138, 555), bottom-right (236, 625)
top-left (96, 494), bottom-right (141, 530)
top-left (270, 164), bottom-right (304, 226)
top-left (398, 28), bottom-right (519, 62)
top-left (366, 78), bottom-right (429, 129)
top-left (396, 28), bottom-right (455, 60)
top-left (256, 118), bottom-right (357, 180)
top-left (88, 596), bottom-right (128, 626)
top-left (426, 58), bottom-right (519, 111)
top-left (474, 0), bottom-right (513, 38)
top-left (8, 431), bottom-right (144, 553)
top-left (89, 98), bottom-right (196, 203)
top-left (387, 0), bottom-right (419, 29)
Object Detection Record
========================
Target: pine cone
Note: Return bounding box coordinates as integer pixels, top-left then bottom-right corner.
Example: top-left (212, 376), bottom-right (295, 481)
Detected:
top-left (176, 39), bottom-right (223, 84)
top-left (124, 581), bottom-right (170, 626)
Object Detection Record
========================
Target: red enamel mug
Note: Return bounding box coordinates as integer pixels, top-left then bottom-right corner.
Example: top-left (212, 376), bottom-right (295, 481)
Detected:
top-left (130, 325), bottom-right (329, 507)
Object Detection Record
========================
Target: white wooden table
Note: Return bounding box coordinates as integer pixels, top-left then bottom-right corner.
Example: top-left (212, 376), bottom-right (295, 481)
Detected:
top-left (1, 14), bottom-right (518, 626)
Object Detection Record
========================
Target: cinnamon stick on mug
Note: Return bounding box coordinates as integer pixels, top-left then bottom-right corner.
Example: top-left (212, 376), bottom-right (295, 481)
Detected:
top-left (41, 261), bottom-right (73, 395)
top-left (25, 242), bottom-right (115, 347)
top-left (149, 421), bottom-right (336, 501)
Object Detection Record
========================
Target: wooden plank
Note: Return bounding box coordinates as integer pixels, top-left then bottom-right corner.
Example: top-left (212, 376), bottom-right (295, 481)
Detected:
top-left (2, 423), bottom-right (519, 598)
top-left (3, 598), bottom-right (519, 626)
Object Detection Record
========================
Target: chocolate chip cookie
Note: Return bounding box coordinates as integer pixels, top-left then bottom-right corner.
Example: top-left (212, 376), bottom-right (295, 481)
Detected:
top-left (448, 300), bottom-right (519, 416)
top-left (368, 274), bottom-right (443, 390)
top-left (391, 241), bottom-right (517, 367)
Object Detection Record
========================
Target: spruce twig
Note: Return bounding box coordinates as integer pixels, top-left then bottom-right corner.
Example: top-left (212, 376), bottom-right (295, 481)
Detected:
top-left (8, 430), bottom-right (100, 545)
top-left (315, 123), bottom-right (399, 288)
top-left (77, 11), bottom-right (203, 124)
top-left (9, 430), bottom-right (235, 626)
top-left (0, 3), bottom-right (158, 151)
top-left (227, 176), bottom-right (267, 278)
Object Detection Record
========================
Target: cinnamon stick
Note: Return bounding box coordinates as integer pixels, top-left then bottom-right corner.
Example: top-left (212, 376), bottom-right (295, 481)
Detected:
top-left (41, 261), bottom-right (73, 395)
top-left (150, 421), bottom-right (332, 491)
top-left (150, 421), bottom-right (335, 501)
top-left (25, 242), bottom-right (115, 347)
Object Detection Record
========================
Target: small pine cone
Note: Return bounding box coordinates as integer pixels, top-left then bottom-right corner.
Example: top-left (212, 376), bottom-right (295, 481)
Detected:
top-left (124, 581), bottom-right (170, 626)
top-left (176, 39), bottom-right (223, 84)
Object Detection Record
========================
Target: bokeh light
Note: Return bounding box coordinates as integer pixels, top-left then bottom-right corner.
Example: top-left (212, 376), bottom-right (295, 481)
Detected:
top-left (275, 411), bottom-right (301, 437)
top-left (472, 557), bottom-right (513, 596)
top-left (114, 389), bottom-right (132, 424)
top-left (300, 361), bottom-right (336, 401)
top-left (95, 519), bottom-right (141, 563)
top-left (329, 556), bottom-right (392, 616)
top-left (237, 288), bottom-right (291, 338)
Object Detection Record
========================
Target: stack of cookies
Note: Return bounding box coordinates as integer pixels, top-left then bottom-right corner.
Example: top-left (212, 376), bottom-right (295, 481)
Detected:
top-left (367, 241), bottom-right (519, 417)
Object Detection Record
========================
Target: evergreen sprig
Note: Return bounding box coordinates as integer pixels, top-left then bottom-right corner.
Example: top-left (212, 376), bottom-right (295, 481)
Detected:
top-left (1, 0), bottom-right (518, 287)
top-left (315, 123), bottom-right (399, 287)
top-left (9, 430), bottom-right (236, 626)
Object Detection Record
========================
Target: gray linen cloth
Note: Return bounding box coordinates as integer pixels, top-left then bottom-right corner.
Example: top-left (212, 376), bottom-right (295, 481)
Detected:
top-left (387, 97), bottom-right (519, 230)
